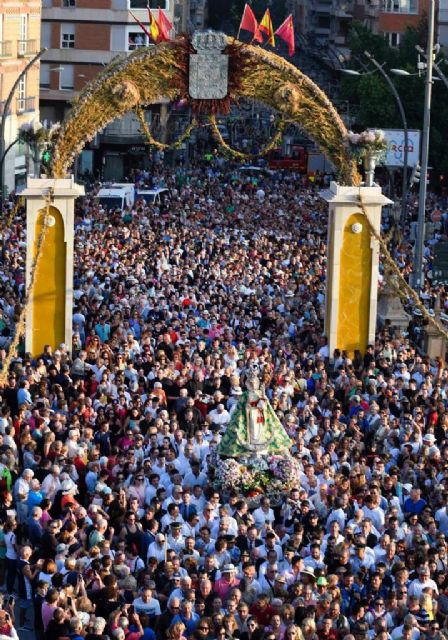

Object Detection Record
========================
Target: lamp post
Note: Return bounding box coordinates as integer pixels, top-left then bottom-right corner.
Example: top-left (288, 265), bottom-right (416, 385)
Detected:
top-left (342, 59), bottom-right (409, 224)
top-left (416, 45), bottom-right (448, 93)
top-left (0, 47), bottom-right (47, 207)
top-left (413, 0), bottom-right (435, 290)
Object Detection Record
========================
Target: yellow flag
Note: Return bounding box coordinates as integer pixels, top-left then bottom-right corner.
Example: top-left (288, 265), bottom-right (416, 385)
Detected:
top-left (148, 8), bottom-right (160, 43)
top-left (259, 9), bottom-right (275, 47)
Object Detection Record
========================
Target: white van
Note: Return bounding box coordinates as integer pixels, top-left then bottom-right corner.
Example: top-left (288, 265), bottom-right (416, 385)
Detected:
top-left (136, 188), bottom-right (170, 205)
top-left (96, 183), bottom-right (135, 211)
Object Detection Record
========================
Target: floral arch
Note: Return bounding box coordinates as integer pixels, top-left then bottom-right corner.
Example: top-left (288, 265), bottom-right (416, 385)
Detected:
top-left (51, 36), bottom-right (361, 186)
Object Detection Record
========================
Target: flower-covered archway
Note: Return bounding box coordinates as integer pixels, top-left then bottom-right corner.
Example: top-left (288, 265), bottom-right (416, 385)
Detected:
top-left (51, 36), bottom-right (361, 186)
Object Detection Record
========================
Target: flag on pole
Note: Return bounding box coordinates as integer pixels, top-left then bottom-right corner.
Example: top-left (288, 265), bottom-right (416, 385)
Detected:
top-left (238, 4), bottom-right (262, 42)
top-left (147, 5), bottom-right (161, 43)
top-left (129, 10), bottom-right (152, 40)
top-left (157, 8), bottom-right (173, 42)
top-left (259, 9), bottom-right (275, 47)
top-left (275, 14), bottom-right (295, 56)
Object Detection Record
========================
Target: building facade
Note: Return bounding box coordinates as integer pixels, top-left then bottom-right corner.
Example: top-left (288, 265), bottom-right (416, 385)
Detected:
top-left (0, 0), bottom-right (41, 194)
top-left (290, 0), bottom-right (430, 51)
top-left (40, 0), bottom-right (198, 180)
top-left (379, 0), bottom-right (430, 47)
top-left (440, 0), bottom-right (448, 48)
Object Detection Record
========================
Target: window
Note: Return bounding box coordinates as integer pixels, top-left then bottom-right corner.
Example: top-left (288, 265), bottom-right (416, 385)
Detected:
top-left (130, 0), bottom-right (168, 7)
top-left (386, 32), bottom-right (401, 46)
top-left (60, 65), bottom-right (74, 89)
top-left (41, 22), bottom-right (51, 48)
top-left (61, 23), bottom-right (75, 48)
top-left (40, 63), bottom-right (50, 88)
top-left (20, 14), bottom-right (28, 41)
top-left (383, 0), bottom-right (418, 14)
top-left (62, 0), bottom-right (76, 6)
top-left (128, 31), bottom-right (149, 50)
top-left (18, 13), bottom-right (28, 55)
top-left (18, 76), bottom-right (26, 112)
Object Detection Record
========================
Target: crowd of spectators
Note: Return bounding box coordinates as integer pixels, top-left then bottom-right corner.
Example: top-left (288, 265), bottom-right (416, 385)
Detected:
top-left (0, 163), bottom-right (447, 640)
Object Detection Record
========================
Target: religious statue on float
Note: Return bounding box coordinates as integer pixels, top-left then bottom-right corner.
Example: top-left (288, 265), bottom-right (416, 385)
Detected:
top-left (218, 365), bottom-right (291, 458)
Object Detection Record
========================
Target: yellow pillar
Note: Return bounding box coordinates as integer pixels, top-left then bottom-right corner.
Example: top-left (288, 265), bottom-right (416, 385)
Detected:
top-left (22, 178), bottom-right (85, 357)
top-left (323, 182), bottom-right (392, 357)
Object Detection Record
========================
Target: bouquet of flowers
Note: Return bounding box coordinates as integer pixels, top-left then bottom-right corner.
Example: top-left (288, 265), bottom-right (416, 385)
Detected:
top-left (347, 129), bottom-right (387, 160)
top-left (214, 458), bottom-right (243, 492)
top-left (268, 455), bottom-right (301, 489)
top-left (214, 453), bottom-right (300, 494)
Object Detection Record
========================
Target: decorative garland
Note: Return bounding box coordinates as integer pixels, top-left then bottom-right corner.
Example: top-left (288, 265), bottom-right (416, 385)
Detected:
top-left (358, 193), bottom-right (448, 341)
top-left (0, 197), bottom-right (22, 234)
top-left (51, 38), bottom-right (360, 185)
top-left (135, 105), bottom-right (197, 151)
top-left (208, 114), bottom-right (288, 161)
top-left (0, 191), bottom-right (52, 385)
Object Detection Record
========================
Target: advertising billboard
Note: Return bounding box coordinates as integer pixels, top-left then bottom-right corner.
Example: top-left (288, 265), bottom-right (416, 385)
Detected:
top-left (380, 129), bottom-right (421, 168)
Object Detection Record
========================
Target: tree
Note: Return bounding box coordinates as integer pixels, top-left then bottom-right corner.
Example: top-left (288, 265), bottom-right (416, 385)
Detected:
top-left (338, 20), bottom-right (448, 183)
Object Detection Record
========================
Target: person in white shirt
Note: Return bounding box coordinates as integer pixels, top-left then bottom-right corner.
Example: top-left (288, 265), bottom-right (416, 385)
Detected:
top-left (252, 497), bottom-right (275, 532)
top-left (207, 404), bottom-right (231, 428)
top-left (147, 533), bottom-right (167, 563)
top-left (408, 566), bottom-right (438, 599)
top-left (41, 465), bottom-right (62, 502)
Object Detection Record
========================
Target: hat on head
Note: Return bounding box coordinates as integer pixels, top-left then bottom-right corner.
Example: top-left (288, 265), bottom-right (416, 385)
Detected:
top-left (61, 479), bottom-right (77, 494)
top-left (222, 563), bottom-right (236, 573)
top-left (423, 433), bottom-right (436, 443)
top-left (301, 566), bottom-right (316, 579)
top-left (56, 543), bottom-right (67, 554)
top-left (317, 576), bottom-right (328, 586)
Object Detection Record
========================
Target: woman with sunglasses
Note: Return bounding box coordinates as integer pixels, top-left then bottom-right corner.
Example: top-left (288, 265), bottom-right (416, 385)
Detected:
top-left (190, 617), bottom-right (214, 640)
top-left (239, 616), bottom-right (263, 640)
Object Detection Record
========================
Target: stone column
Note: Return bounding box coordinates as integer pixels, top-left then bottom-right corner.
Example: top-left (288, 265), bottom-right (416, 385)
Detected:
top-left (321, 182), bottom-right (392, 357)
top-left (22, 177), bottom-right (85, 356)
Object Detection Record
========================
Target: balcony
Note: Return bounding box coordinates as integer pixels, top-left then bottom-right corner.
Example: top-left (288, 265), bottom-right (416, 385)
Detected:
top-left (16, 96), bottom-right (36, 114)
top-left (0, 41), bottom-right (12, 57)
top-left (17, 39), bottom-right (38, 57)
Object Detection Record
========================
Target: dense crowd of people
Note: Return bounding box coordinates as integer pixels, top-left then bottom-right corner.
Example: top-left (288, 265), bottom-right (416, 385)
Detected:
top-left (0, 162), bottom-right (448, 640)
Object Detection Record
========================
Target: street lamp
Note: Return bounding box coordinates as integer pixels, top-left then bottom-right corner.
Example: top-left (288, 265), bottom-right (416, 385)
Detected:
top-left (389, 69), bottom-right (412, 77)
top-left (341, 56), bottom-right (409, 224)
top-left (416, 45), bottom-right (448, 92)
top-left (0, 47), bottom-right (47, 207)
top-left (413, 0), bottom-right (435, 290)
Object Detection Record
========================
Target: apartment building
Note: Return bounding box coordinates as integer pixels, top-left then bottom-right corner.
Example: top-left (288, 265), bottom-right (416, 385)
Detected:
top-left (379, 0), bottom-right (430, 47)
top-left (290, 0), bottom-right (431, 52)
top-left (0, 0), bottom-right (41, 194)
top-left (40, 0), bottom-right (199, 180)
top-left (285, 0), bottom-right (380, 57)
top-left (440, 0), bottom-right (448, 47)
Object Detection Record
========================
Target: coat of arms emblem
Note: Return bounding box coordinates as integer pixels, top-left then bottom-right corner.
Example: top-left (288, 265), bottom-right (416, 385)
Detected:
top-left (189, 31), bottom-right (229, 100)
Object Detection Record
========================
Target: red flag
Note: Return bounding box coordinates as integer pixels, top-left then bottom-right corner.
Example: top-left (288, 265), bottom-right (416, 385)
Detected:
top-left (275, 14), bottom-right (295, 56)
top-left (238, 4), bottom-right (262, 42)
top-left (157, 8), bottom-right (173, 42)
top-left (129, 10), bottom-right (152, 40)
